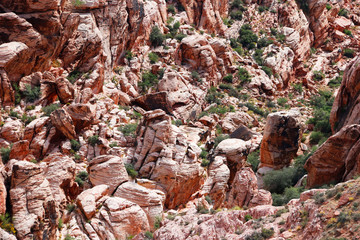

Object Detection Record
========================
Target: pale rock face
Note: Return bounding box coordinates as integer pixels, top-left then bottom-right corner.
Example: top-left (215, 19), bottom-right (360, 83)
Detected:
top-left (178, 0), bottom-right (228, 34)
top-left (134, 109), bottom-right (204, 209)
top-left (260, 110), bottom-right (303, 169)
top-left (0, 70), bottom-right (15, 106)
top-left (305, 124), bottom-right (360, 187)
top-left (0, 42), bottom-right (28, 68)
top-left (10, 161), bottom-right (56, 239)
top-left (23, 117), bottom-right (50, 158)
top-left (278, 0), bottom-right (312, 62)
top-left (99, 197), bottom-right (150, 239)
top-left (0, 118), bottom-right (23, 143)
top-left (0, 170), bottom-right (6, 215)
top-left (88, 155), bottom-right (129, 193)
top-left (50, 108), bottom-right (76, 140)
top-left (0, 228), bottom-right (17, 240)
top-left (175, 35), bottom-right (233, 85)
top-left (220, 111), bottom-right (254, 133)
top-left (264, 44), bottom-right (295, 88)
top-left (76, 184), bottom-right (109, 219)
top-left (114, 181), bottom-right (165, 230)
top-left (42, 153), bottom-right (76, 206)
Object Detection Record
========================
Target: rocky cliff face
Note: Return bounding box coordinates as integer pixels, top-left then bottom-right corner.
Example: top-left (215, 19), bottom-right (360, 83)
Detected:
top-left (0, 0), bottom-right (360, 239)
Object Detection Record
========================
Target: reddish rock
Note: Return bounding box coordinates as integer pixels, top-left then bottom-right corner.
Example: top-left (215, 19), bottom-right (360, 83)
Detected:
top-left (305, 124), bottom-right (360, 187)
top-left (50, 108), bottom-right (76, 140)
top-left (0, 118), bottom-right (24, 143)
top-left (0, 69), bottom-right (15, 106)
top-left (0, 171), bottom-right (6, 215)
top-left (9, 140), bottom-right (30, 160)
top-left (260, 110), bottom-right (303, 169)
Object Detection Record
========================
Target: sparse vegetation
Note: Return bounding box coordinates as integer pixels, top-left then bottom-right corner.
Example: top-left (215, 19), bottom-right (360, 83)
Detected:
top-left (75, 171), bottom-right (88, 187)
top-left (312, 71), bottom-right (325, 81)
top-left (338, 8), bottom-right (349, 18)
top-left (344, 48), bottom-right (355, 58)
top-left (247, 150), bottom-right (260, 172)
top-left (70, 139), bottom-right (81, 152)
top-left (0, 213), bottom-right (16, 235)
top-left (0, 146), bottom-right (11, 164)
top-left (23, 85), bottom-right (41, 102)
top-left (223, 74), bottom-right (233, 83)
top-left (42, 104), bottom-right (60, 116)
top-left (88, 135), bottom-right (100, 146)
top-left (239, 24), bottom-right (258, 49)
top-left (139, 71), bottom-right (158, 93)
top-left (118, 123), bottom-right (138, 137)
top-left (150, 26), bottom-right (165, 47)
top-left (148, 52), bottom-right (159, 64)
top-left (125, 163), bottom-right (138, 179)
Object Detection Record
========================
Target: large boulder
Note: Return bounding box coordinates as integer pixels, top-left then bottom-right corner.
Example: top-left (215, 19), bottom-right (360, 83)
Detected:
top-left (10, 161), bottom-right (57, 239)
top-left (305, 124), bottom-right (360, 188)
top-left (260, 110), bottom-right (303, 169)
top-left (50, 108), bottom-right (76, 140)
top-left (114, 182), bottom-right (165, 230)
top-left (133, 109), bottom-right (204, 209)
top-left (0, 118), bottom-right (23, 143)
top-left (88, 155), bottom-right (129, 193)
top-left (330, 56), bottom-right (360, 133)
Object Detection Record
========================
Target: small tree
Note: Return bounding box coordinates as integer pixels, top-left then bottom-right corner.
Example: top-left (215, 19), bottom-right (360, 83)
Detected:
top-left (150, 26), bottom-right (165, 47)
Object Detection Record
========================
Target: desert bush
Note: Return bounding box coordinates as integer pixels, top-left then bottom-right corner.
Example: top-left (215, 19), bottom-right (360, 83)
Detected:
top-left (262, 66), bottom-right (272, 77)
top-left (139, 71), bottom-right (158, 92)
top-left (75, 171), bottom-right (88, 187)
top-left (125, 50), bottom-right (133, 61)
top-left (253, 49), bottom-right (264, 65)
top-left (338, 8), bottom-right (348, 17)
top-left (23, 85), bottom-right (41, 102)
top-left (257, 37), bottom-right (272, 49)
top-left (312, 71), bottom-right (325, 81)
top-left (309, 131), bottom-right (324, 145)
top-left (0, 147), bottom-right (11, 164)
top-left (125, 163), bottom-right (138, 179)
top-left (223, 74), bottom-right (233, 83)
top-left (0, 213), bottom-right (15, 234)
top-left (42, 104), bottom-right (60, 116)
top-left (344, 29), bottom-right (352, 36)
top-left (66, 204), bottom-right (76, 213)
top-left (214, 134), bottom-right (229, 148)
top-left (247, 150), bottom-right (260, 172)
top-left (344, 48), bottom-right (355, 58)
top-left (167, 4), bottom-right (176, 14)
top-left (237, 67), bottom-right (252, 83)
top-left (70, 139), bottom-right (81, 152)
top-left (118, 123), bottom-right (138, 137)
top-left (239, 24), bottom-right (258, 49)
top-left (258, 5), bottom-right (268, 13)
top-left (277, 98), bottom-right (287, 107)
top-left (150, 26), bottom-right (165, 47)
top-left (88, 135), bottom-right (100, 146)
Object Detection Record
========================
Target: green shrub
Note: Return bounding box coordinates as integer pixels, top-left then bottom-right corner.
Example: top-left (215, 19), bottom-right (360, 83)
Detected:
top-left (200, 148), bottom-right (208, 159)
top-left (244, 214), bottom-right (252, 222)
top-left (257, 37), bottom-right (272, 48)
top-left (277, 98), bottom-right (287, 107)
top-left (172, 119), bottom-right (182, 127)
top-left (9, 110), bottom-right (19, 118)
top-left (72, 0), bottom-right (85, 7)
top-left (214, 134), bottom-right (229, 148)
top-left (247, 150), bottom-right (260, 172)
top-left (154, 216), bottom-right (162, 229)
top-left (67, 70), bottom-right (83, 84)
top-left (205, 87), bottom-right (223, 104)
top-left (0, 147), bottom-right (11, 164)
top-left (264, 168), bottom-right (297, 193)
top-left (21, 114), bottom-right (36, 125)
top-left (148, 52), bottom-right (159, 64)
top-left (344, 48), bottom-right (355, 58)
top-left (139, 71), bottom-right (158, 93)
top-left (230, 10), bottom-right (243, 20)
top-left (276, 34), bottom-right (286, 43)
top-left (237, 67), bottom-right (252, 83)
top-left (338, 8), bottom-right (348, 17)
top-left (253, 49), bottom-right (264, 65)
top-left (109, 142), bottom-right (118, 148)
top-left (0, 213), bottom-right (15, 234)
top-left (88, 135), bottom-right (100, 146)
top-left (309, 131), bottom-right (324, 145)
top-left (223, 74), bottom-right (233, 83)
top-left (58, 219), bottom-right (63, 230)
top-left (125, 50), bottom-right (133, 61)
top-left (167, 4), bottom-right (176, 14)
top-left (239, 24), bottom-right (258, 49)
top-left (66, 204), bottom-right (76, 213)
top-left (344, 29), bottom-right (352, 36)
top-left (42, 104), bottom-right (60, 116)
top-left (144, 231), bottom-right (153, 240)
top-left (337, 212), bottom-right (349, 225)
top-left (270, 27), bottom-right (277, 36)
top-left (261, 228), bottom-right (274, 238)
top-left (293, 83), bottom-right (303, 93)
top-left (312, 71), bottom-right (325, 81)
top-left (244, 102), bottom-right (268, 117)
top-left (125, 163), bottom-right (138, 179)
top-left (65, 234), bottom-right (75, 240)
top-left (328, 74), bottom-right (343, 88)
top-left (272, 187), bottom-right (303, 206)
top-left (296, 0), bottom-right (309, 14)
top-left (201, 159), bottom-right (210, 167)
top-left (196, 204), bottom-right (209, 214)
top-left (149, 26), bottom-right (165, 47)
top-left (70, 139), bottom-right (81, 152)
top-left (12, 83), bottom-right (21, 105)
top-left (23, 85), bottom-right (41, 102)
top-left (175, 33), bottom-right (187, 41)
top-left (205, 195), bottom-right (212, 204)
top-left (258, 5), bottom-right (268, 13)
top-left (326, 4), bottom-right (332, 10)
top-left (191, 71), bottom-right (200, 81)
top-left (75, 171), bottom-right (88, 187)
top-left (118, 123), bottom-right (138, 137)
top-left (262, 66), bottom-right (272, 77)
top-left (313, 192), bottom-right (325, 204)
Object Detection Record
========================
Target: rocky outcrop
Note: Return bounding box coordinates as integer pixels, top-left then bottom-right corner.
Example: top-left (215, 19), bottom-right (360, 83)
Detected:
top-left (50, 108), bottom-right (76, 140)
top-left (202, 138), bottom-right (267, 208)
top-left (260, 110), bottom-right (303, 169)
top-left (114, 181), bottom-right (165, 230)
top-left (9, 140), bottom-right (30, 160)
top-left (305, 124), bottom-right (360, 188)
top-left (330, 56), bottom-right (360, 133)
top-left (10, 161), bottom-right (57, 239)
top-left (133, 109), bottom-right (204, 208)
top-left (0, 118), bottom-right (23, 143)
top-left (278, 0), bottom-right (312, 63)
top-left (88, 155), bottom-right (129, 193)
top-left (178, 0), bottom-right (228, 34)
top-left (76, 184), bottom-right (109, 219)
top-left (175, 35), bottom-right (234, 85)
top-left (0, 69), bottom-right (15, 106)
top-left (0, 169), bottom-right (6, 215)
